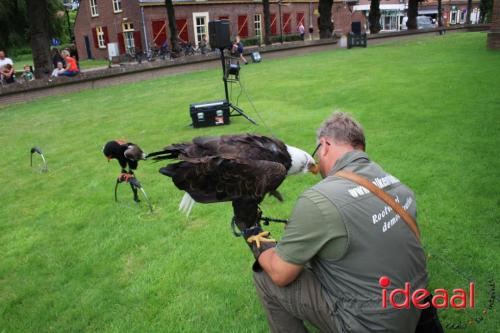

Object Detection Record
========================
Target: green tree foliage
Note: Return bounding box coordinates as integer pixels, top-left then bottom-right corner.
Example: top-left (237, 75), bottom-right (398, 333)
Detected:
top-left (0, 0), bottom-right (66, 53)
top-left (0, 0), bottom-right (27, 51)
top-left (479, 0), bottom-right (493, 23)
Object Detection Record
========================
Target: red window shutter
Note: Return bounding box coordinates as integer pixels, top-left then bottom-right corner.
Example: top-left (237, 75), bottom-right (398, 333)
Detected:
top-left (283, 13), bottom-right (291, 34)
top-left (102, 26), bottom-right (109, 46)
top-left (151, 20), bottom-right (167, 47)
top-left (270, 14), bottom-right (277, 35)
top-left (296, 12), bottom-right (305, 27)
top-left (176, 19), bottom-right (189, 43)
top-left (117, 33), bottom-right (125, 54)
top-left (237, 15), bottom-right (248, 38)
top-left (133, 31), bottom-right (143, 51)
top-left (92, 27), bottom-right (99, 48)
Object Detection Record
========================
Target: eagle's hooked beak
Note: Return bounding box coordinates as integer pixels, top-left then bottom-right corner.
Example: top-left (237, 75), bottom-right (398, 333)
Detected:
top-left (308, 162), bottom-right (320, 175)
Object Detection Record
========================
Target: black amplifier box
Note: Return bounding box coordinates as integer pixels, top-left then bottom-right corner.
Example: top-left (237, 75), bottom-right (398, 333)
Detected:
top-left (190, 100), bottom-right (230, 128)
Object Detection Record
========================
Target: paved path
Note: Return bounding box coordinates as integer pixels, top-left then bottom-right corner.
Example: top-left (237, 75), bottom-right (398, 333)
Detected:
top-left (79, 33), bottom-right (438, 76)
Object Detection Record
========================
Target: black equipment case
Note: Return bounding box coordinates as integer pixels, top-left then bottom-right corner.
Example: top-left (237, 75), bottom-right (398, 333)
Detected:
top-left (190, 100), bottom-right (230, 128)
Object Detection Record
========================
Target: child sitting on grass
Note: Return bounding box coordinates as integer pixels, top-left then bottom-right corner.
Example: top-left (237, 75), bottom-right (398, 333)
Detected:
top-left (51, 62), bottom-right (66, 78)
top-left (21, 65), bottom-right (35, 82)
top-left (60, 50), bottom-right (79, 77)
top-left (1, 63), bottom-right (15, 84)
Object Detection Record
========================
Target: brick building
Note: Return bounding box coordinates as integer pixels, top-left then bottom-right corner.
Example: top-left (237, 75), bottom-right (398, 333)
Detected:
top-left (74, 0), bottom-right (481, 61)
top-left (487, 0), bottom-right (500, 49)
top-left (74, 0), bottom-right (330, 60)
top-left (351, 0), bottom-right (481, 32)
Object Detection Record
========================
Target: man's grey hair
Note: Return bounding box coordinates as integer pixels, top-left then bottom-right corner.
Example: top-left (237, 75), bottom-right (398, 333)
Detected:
top-left (317, 111), bottom-right (366, 150)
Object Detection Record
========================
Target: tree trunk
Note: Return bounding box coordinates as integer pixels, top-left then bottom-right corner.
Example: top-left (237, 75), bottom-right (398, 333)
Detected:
top-left (407, 0), bottom-right (418, 29)
top-left (318, 0), bottom-right (333, 39)
top-left (262, 0), bottom-right (271, 45)
top-left (437, 0), bottom-right (443, 27)
top-left (26, 0), bottom-right (51, 79)
top-left (466, 0), bottom-right (473, 24)
top-left (369, 0), bottom-right (382, 34)
top-left (164, 0), bottom-right (180, 54)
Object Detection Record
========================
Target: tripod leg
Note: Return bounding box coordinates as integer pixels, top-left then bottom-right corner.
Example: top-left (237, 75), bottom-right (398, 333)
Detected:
top-left (230, 104), bottom-right (257, 125)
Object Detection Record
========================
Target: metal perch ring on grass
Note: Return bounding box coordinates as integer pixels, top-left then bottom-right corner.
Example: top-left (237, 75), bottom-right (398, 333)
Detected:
top-left (30, 146), bottom-right (48, 172)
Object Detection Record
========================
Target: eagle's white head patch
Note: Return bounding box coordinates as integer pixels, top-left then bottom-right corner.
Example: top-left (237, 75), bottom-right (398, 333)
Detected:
top-left (285, 145), bottom-right (317, 175)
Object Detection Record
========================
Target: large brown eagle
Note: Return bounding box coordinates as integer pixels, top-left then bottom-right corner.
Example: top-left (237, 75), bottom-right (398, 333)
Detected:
top-left (147, 134), bottom-right (317, 233)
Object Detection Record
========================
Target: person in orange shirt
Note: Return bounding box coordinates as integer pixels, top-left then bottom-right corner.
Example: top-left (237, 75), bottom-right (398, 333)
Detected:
top-left (60, 50), bottom-right (79, 77)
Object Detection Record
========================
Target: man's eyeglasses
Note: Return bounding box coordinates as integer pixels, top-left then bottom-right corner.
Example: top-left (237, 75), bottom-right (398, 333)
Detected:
top-left (311, 141), bottom-right (330, 158)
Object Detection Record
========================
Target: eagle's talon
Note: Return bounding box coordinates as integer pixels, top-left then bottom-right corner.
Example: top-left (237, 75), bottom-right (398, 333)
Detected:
top-left (247, 231), bottom-right (277, 249)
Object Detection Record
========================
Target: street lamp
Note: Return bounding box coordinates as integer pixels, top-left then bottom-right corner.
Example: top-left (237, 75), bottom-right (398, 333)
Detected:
top-left (63, 2), bottom-right (74, 42)
top-left (278, 0), bottom-right (283, 44)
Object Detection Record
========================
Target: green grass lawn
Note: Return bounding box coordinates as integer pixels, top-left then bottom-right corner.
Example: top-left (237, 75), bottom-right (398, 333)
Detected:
top-left (1, 32), bottom-right (499, 332)
top-left (78, 59), bottom-right (110, 70)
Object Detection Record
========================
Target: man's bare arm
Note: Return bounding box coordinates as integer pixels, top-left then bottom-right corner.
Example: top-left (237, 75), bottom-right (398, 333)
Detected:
top-left (258, 248), bottom-right (303, 287)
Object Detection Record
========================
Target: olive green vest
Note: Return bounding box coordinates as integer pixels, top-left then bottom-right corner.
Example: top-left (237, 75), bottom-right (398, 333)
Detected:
top-left (312, 151), bottom-right (428, 332)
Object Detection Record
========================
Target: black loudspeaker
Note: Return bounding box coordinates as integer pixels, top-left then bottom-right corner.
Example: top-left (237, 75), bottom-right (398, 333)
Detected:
top-left (190, 100), bottom-right (230, 128)
top-left (209, 20), bottom-right (231, 49)
top-left (251, 52), bottom-right (262, 63)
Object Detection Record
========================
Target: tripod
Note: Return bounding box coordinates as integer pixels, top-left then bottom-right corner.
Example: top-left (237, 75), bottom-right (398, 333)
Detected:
top-left (218, 47), bottom-right (257, 125)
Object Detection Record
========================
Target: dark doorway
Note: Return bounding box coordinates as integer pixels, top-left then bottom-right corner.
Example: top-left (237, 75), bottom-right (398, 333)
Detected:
top-left (84, 35), bottom-right (93, 59)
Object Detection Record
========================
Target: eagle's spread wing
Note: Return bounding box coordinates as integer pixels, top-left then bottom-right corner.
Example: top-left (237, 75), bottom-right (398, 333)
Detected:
top-left (160, 157), bottom-right (287, 203)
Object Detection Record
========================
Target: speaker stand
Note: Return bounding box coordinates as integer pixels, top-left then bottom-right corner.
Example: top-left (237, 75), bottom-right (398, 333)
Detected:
top-left (219, 48), bottom-right (257, 125)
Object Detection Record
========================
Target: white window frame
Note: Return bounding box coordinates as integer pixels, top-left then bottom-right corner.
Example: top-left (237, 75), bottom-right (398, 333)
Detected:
top-left (90, 0), bottom-right (98, 17)
top-left (112, 0), bottom-right (122, 13)
top-left (96, 26), bottom-right (106, 48)
top-left (459, 10), bottom-right (466, 23)
top-left (450, 11), bottom-right (458, 24)
top-left (471, 8), bottom-right (480, 24)
top-left (254, 14), bottom-right (262, 39)
top-left (380, 11), bottom-right (399, 31)
top-left (122, 23), bottom-right (136, 54)
top-left (192, 12), bottom-right (209, 47)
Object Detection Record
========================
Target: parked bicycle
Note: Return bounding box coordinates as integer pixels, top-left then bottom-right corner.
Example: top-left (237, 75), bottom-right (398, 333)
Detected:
top-left (124, 47), bottom-right (145, 63)
top-left (179, 40), bottom-right (196, 56)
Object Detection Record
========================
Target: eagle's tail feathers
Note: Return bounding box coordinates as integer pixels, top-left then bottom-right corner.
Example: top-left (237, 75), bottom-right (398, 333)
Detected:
top-left (146, 150), bottom-right (176, 160)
